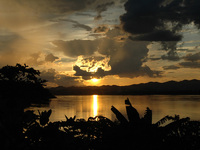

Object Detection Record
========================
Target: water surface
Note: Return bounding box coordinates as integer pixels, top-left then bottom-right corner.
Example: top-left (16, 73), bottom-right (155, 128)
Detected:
top-left (26, 95), bottom-right (200, 123)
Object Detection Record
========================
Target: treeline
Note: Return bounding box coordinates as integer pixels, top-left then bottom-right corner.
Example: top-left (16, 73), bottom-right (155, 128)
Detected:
top-left (49, 79), bottom-right (200, 95)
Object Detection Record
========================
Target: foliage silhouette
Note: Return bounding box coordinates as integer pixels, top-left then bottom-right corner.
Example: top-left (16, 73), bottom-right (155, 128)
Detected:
top-left (0, 97), bottom-right (200, 150)
top-left (110, 98), bottom-right (200, 150)
top-left (0, 63), bottom-right (54, 108)
top-left (0, 64), bottom-right (55, 149)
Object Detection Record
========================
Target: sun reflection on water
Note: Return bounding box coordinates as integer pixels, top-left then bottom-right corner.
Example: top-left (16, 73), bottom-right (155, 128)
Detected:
top-left (93, 95), bottom-right (98, 117)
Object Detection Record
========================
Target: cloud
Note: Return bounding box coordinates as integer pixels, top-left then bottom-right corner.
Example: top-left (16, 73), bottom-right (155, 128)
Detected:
top-left (130, 30), bottom-right (182, 41)
top-left (40, 68), bottom-right (57, 82)
top-left (0, 30), bottom-right (38, 66)
top-left (45, 53), bottom-right (59, 62)
top-left (52, 30), bottom-right (126, 58)
top-left (139, 65), bottom-right (162, 78)
top-left (106, 39), bottom-right (162, 78)
top-left (163, 65), bottom-right (180, 70)
top-left (172, 51), bottom-right (200, 69)
top-left (93, 25), bottom-right (109, 33)
top-left (75, 12), bottom-right (95, 17)
top-left (0, 0), bottom-right (93, 32)
top-left (52, 39), bottom-right (98, 57)
top-left (1, 0), bottom-right (114, 32)
top-left (40, 68), bottom-right (83, 87)
top-left (56, 58), bottom-right (77, 63)
top-left (121, 0), bottom-right (200, 36)
top-left (120, 0), bottom-right (200, 61)
top-left (14, 0), bottom-right (94, 15)
top-left (73, 65), bottom-right (109, 80)
top-left (75, 56), bottom-right (111, 71)
top-left (183, 52), bottom-right (200, 62)
top-left (0, 31), bottom-right (21, 52)
top-left (149, 58), bottom-right (161, 61)
top-left (73, 65), bottom-right (92, 80)
top-left (94, 1), bottom-right (115, 20)
top-left (162, 51), bottom-right (200, 69)
top-left (52, 27), bottom-right (162, 79)
top-left (70, 34), bottom-right (162, 79)
top-left (160, 41), bottom-right (181, 61)
top-left (73, 55), bottom-right (111, 79)
top-left (161, 50), bottom-right (180, 61)
top-left (55, 74), bottom-right (83, 87)
top-left (54, 19), bottom-right (92, 31)
top-left (26, 52), bottom-right (45, 66)
top-left (179, 62), bottom-right (200, 69)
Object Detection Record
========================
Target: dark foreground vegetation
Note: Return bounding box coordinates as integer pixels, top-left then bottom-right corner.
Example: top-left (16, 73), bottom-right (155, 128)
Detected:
top-left (0, 64), bottom-right (200, 150)
top-left (0, 98), bottom-right (200, 150)
top-left (0, 64), bottom-right (54, 108)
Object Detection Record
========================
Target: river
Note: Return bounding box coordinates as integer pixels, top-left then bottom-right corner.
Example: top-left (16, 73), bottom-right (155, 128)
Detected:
top-left (25, 95), bottom-right (200, 123)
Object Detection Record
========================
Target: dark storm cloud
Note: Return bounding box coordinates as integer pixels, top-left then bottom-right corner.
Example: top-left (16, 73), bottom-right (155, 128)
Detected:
top-left (120, 0), bottom-right (128, 3)
top-left (72, 38), bottom-right (162, 79)
top-left (120, 0), bottom-right (200, 61)
top-left (121, 0), bottom-right (200, 36)
top-left (106, 40), bottom-right (162, 78)
top-left (130, 30), bottom-right (182, 41)
top-left (45, 53), bottom-right (59, 62)
top-left (53, 28), bottom-right (162, 79)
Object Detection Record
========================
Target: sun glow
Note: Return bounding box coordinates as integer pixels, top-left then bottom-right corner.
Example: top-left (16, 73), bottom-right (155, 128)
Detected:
top-left (93, 95), bottom-right (98, 117)
top-left (91, 78), bottom-right (99, 83)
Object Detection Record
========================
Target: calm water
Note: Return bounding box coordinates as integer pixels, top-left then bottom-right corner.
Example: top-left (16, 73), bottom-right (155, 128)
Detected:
top-left (25, 95), bottom-right (200, 123)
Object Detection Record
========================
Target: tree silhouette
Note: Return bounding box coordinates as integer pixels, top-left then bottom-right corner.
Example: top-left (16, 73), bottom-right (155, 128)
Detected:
top-left (0, 63), bottom-right (46, 84)
top-left (0, 64), bottom-right (54, 108)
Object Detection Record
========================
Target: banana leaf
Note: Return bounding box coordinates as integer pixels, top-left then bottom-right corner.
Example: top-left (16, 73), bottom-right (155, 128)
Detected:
top-left (111, 106), bottom-right (128, 125)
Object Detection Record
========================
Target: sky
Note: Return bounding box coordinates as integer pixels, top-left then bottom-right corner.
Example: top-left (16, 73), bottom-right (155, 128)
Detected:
top-left (1, 0), bottom-right (200, 87)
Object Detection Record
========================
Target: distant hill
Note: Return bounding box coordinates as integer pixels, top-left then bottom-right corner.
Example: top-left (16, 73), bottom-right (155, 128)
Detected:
top-left (49, 79), bottom-right (200, 95)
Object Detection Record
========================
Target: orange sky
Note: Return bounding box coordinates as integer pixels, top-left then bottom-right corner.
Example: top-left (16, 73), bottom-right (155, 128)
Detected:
top-left (1, 0), bottom-right (200, 87)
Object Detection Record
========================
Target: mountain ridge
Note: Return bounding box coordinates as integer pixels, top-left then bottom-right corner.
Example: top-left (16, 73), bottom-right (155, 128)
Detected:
top-left (48, 79), bottom-right (200, 95)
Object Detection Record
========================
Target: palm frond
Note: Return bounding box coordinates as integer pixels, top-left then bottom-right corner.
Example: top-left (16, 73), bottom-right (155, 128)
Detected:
top-left (125, 98), bottom-right (140, 125)
top-left (142, 107), bottom-right (152, 125)
top-left (155, 115), bottom-right (180, 127)
top-left (111, 106), bottom-right (128, 125)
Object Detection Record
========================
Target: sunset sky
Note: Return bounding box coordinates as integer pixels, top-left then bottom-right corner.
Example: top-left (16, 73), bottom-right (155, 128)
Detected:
top-left (1, 0), bottom-right (200, 87)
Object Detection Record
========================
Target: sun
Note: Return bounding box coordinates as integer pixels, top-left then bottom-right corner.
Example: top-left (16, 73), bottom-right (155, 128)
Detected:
top-left (91, 78), bottom-right (99, 83)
